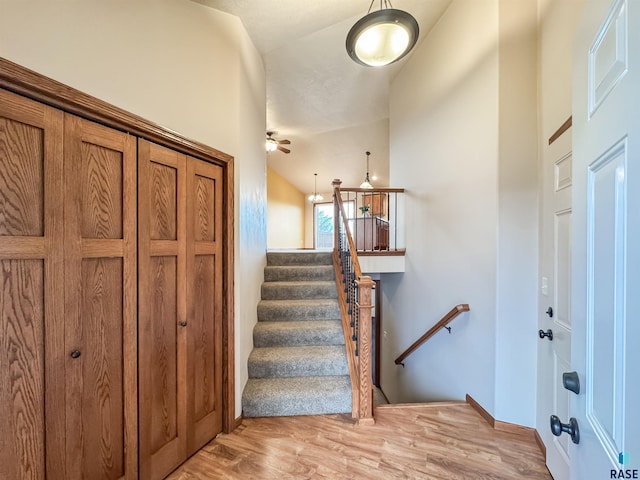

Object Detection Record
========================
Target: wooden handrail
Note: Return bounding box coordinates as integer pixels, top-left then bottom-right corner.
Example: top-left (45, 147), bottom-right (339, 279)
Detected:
top-left (394, 304), bottom-right (470, 366)
top-left (339, 187), bottom-right (406, 193)
top-left (335, 183), bottom-right (363, 278)
top-left (332, 179), bottom-right (374, 425)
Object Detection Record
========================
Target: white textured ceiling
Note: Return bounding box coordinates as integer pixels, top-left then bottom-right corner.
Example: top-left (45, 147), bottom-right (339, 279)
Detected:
top-left (192, 0), bottom-right (451, 194)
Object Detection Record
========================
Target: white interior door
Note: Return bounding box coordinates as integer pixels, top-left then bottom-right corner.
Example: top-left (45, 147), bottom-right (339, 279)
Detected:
top-left (572, 0), bottom-right (640, 478)
top-left (538, 129), bottom-right (573, 480)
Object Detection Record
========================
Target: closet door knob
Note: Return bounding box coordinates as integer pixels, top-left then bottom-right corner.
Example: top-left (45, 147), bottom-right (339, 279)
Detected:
top-left (180, 321), bottom-right (187, 327)
top-left (70, 350), bottom-right (81, 359)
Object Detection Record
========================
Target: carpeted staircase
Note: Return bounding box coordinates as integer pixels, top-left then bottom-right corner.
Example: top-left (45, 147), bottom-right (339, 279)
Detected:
top-left (242, 251), bottom-right (352, 417)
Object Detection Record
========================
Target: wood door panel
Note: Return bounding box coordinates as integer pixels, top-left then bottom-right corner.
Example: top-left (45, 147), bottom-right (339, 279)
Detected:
top-left (65, 114), bottom-right (137, 480)
top-left (0, 89), bottom-right (65, 480)
top-left (149, 256), bottom-right (179, 454)
top-left (80, 143), bottom-right (123, 239)
top-left (150, 163), bottom-right (178, 241)
top-left (193, 175), bottom-right (216, 242)
top-left (191, 255), bottom-right (217, 421)
top-left (0, 260), bottom-right (45, 480)
top-left (186, 157), bottom-right (223, 454)
top-left (79, 257), bottom-right (125, 480)
top-left (138, 139), bottom-right (187, 480)
top-left (0, 119), bottom-right (44, 237)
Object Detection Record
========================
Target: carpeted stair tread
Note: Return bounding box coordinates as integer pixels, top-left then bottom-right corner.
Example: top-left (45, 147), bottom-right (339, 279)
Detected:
top-left (266, 251), bottom-right (333, 266)
top-left (257, 298), bottom-right (340, 321)
top-left (261, 281), bottom-right (337, 300)
top-left (242, 376), bottom-right (351, 417)
top-left (264, 265), bottom-right (334, 282)
top-left (253, 320), bottom-right (344, 347)
top-left (242, 251), bottom-right (351, 418)
top-left (248, 345), bottom-right (349, 378)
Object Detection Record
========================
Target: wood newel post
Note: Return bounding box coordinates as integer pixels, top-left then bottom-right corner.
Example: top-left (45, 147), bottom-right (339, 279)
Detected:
top-left (356, 275), bottom-right (375, 425)
top-left (332, 179), bottom-right (341, 253)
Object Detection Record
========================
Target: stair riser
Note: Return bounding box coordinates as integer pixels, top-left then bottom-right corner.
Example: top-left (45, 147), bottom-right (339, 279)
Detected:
top-left (261, 283), bottom-right (337, 300)
top-left (241, 376), bottom-right (352, 418)
top-left (257, 303), bottom-right (341, 321)
top-left (253, 328), bottom-right (344, 348)
top-left (267, 252), bottom-right (333, 266)
top-left (242, 392), bottom-right (351, 417)
top-left (264, 266), bottom-right (334, 282)
top-left (248, 357), bottom-right (348, 379)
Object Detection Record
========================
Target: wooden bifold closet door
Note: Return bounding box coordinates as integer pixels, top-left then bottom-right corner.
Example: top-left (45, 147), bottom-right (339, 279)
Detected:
top-left (0, 89), bottom-right (137, 480)
top-left (138, 139), bottom-right (223, 480)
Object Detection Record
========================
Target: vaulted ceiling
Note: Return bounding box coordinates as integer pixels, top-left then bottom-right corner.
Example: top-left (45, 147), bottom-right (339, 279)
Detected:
top-left (193, 0), bottom-right (452, 194)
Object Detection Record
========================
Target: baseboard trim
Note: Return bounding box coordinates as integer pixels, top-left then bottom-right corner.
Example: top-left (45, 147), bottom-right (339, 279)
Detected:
top-left (375, 401), bottom-right (466, 410)
top-left (534, 428), bottom-right (546, 458)
top-left (234, 415), bottom-right (243, 430)
top-left (465, 394), bottom-right (544, 458)
top-left (465, 394), bottom-right (495, 428)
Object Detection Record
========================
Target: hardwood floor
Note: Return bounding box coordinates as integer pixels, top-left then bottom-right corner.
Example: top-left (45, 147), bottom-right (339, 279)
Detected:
top-left (166, 403), bottom-right (551, 479)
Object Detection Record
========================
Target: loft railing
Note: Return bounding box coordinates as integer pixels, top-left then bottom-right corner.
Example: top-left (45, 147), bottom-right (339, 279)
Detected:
top-left (335, 182), bottom-right (405, 254)
top-left (332, 179), bottom-right (374, 425)
top-left (394, 304), bottom-right (470, 366)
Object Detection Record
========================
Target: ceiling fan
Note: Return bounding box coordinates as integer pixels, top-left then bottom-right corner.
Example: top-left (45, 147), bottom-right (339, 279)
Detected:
top-left (266, 131), bottom-right (291, 154)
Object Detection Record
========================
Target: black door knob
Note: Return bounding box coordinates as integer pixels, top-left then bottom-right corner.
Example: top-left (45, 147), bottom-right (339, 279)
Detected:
top-left (546, 307), bottom-right (553, 318)
top-left (70, 350), bottom-right (81, 359)
top-left (538, 329), bottom-right (553, 340)
top-left (179, 321), bottom-right (187, 327)
top-left (550, 415), bottom-right (580, 444)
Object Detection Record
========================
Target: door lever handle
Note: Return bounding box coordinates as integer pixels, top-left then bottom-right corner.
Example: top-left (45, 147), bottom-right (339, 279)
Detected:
top-left (562, 371), bottom-right (580, 394)
top-left (538, 329), bottom-right (553, 340)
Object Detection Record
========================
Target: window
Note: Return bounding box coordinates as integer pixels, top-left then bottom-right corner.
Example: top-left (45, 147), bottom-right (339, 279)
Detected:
top-left (314, 201), bottom-right (355, 249)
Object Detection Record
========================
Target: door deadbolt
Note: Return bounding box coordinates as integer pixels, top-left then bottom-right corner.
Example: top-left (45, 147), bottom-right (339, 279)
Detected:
top-left (562, 371), bottom-right (580, 394)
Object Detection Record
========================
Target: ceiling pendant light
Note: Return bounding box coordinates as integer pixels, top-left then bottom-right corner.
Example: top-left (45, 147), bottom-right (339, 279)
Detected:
top-left (346, 0), bottom-right (419, 67)
top-left (308, 173), bottom-right (324, 202)
top-left (360, 151), bottom-right (374, 189)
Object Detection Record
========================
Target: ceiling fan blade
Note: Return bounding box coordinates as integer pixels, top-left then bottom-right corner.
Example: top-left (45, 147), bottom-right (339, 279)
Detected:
top-left (277, 139), bottom-right (291, 145)
top-left (277, 145), bottom-right (291, 154)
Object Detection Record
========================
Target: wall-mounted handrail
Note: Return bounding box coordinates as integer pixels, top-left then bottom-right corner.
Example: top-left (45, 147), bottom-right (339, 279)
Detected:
top-left (332, 179), bottom-right (374, 425)
top-left (394, 304), bottom-right (470, 366)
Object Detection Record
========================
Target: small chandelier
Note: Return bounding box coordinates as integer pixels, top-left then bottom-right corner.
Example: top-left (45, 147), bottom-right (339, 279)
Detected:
top-left (308, 173), bottom-right (324, 202)
top-left (360, 151), bottom-right (374, 189)
top-left (346, 0), bottom-right (419, 67)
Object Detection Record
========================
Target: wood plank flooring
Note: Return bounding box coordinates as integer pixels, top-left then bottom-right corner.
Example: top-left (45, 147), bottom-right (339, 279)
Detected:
top-left (167, 403), bottom-right (551, 479)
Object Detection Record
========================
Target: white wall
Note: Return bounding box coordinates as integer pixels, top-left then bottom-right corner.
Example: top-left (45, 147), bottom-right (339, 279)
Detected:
top-left (0, 0), bottom-right (267, 418)
top-left (495, 0), bottom-right (539, 427)
top-left (386, 0), bottom-right (500, 411)
top-left (386, 0), bottom-right (540, 426)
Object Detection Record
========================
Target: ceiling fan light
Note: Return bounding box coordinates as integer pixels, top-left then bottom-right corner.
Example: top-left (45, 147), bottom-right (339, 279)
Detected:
top-left (266, 137), bottom-right (278, 152)
top-left (346, 9), bottom-right (419, 67)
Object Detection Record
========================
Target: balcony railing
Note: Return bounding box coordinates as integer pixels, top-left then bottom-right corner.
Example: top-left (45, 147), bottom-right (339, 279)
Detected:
top-left (333, 183), bottom-right (405, 254)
